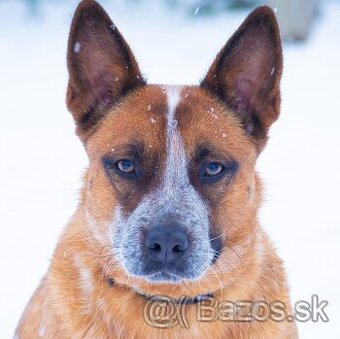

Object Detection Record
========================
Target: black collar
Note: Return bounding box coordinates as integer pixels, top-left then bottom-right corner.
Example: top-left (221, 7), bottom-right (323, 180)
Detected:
top-left (134, 289), bottom-right (214, 305)
top-left (106, 277), bottom-right (213, 305)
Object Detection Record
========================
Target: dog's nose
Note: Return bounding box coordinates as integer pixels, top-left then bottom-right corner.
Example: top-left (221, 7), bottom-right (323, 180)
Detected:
top-left (145, 224), bottom-right (189, 264)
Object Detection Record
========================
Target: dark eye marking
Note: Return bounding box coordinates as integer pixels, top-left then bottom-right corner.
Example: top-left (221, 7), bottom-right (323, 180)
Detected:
top-left (102, 156), bottom-right (139, 180)
top-left (102, 141), bottom-right (145, 180)
top-left (193, 144), bottom-right (238, 184)
top-left (199, 160), bottom-right (238, 184)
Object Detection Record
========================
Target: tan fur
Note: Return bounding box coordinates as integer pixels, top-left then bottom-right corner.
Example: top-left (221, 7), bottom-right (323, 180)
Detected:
top-left (16, 1), bottom-right (298, 338)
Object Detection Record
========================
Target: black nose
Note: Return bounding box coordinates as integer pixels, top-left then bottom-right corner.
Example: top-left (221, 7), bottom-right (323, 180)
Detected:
top-left (145, 224), bottom-right (189, 265)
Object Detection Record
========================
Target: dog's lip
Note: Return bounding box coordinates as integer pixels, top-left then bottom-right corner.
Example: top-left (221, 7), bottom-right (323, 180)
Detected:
top-left (131, 286), bottom-right (213, 305)
top-left (145, 270), bottom-right (183, 282)
top-left (139, 269), bottom-right (207, 283)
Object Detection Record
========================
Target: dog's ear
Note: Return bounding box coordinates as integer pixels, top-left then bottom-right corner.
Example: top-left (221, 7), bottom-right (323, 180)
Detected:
top-left (201, 6), bottom-right (282, 152)
top-left (66, 0), bottom-right (145, 141)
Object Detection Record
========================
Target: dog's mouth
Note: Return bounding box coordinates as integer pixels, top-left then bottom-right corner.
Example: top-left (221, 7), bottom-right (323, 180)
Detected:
top-left (142, 270), bottom-right (188, 283)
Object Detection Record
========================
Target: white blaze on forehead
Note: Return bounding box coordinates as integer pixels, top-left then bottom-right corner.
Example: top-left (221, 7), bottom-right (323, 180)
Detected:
top-left (163, 86), bottom-right (188, 192)
top-left (166, 85), bottom-right (182, 119)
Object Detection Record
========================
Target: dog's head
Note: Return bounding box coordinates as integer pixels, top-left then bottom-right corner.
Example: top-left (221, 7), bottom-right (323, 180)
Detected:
top-left (67, 0), bottom-right (282, 297)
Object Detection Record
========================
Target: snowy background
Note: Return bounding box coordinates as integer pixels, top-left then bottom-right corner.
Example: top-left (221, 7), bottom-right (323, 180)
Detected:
top-left (0, 0), bottom-right (339, 337)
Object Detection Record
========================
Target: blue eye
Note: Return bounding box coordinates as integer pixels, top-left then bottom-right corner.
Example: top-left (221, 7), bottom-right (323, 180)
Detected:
top-left (116, 159), bottom-right (134, 173)
top-left (204, 162), bottom-right (224, 177)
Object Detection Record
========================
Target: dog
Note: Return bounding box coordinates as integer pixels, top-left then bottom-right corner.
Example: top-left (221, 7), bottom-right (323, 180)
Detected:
top-left (16, 0), bottom-right (298, 337)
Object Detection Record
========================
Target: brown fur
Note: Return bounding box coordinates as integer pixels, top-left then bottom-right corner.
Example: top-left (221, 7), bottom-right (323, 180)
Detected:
top-left (16, 1), bottom-right (298, 338)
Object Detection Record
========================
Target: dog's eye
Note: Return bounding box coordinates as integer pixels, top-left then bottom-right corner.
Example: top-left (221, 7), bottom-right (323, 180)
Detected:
top-left (199, 161), bottom-right (235, 184)
top-left (204, 162), bottom-right (224, 177)
top-left (116, 159), bottom-right (135, 174)
top-left (102, 156), bottom-right (139, 180)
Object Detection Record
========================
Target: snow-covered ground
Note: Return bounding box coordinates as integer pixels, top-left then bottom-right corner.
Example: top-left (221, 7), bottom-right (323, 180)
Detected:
top-left (0, 0), bottom-right (339, 337)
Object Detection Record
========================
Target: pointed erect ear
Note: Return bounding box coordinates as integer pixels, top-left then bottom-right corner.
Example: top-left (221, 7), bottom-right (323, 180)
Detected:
top-left (66, 0), bottom-right (145, 141)
top-left (201, 6), bottom-right (282, 152)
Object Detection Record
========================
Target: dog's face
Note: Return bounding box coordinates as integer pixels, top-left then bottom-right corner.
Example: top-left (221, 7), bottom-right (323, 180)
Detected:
top-left (87, 85), bottom-right (255, 284)
top-left (67, 1), bottom-right (282, 296)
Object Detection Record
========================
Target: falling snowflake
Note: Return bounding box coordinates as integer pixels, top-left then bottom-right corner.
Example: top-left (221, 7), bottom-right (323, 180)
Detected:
top-left (74, 42), bottom-right (81, 53)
